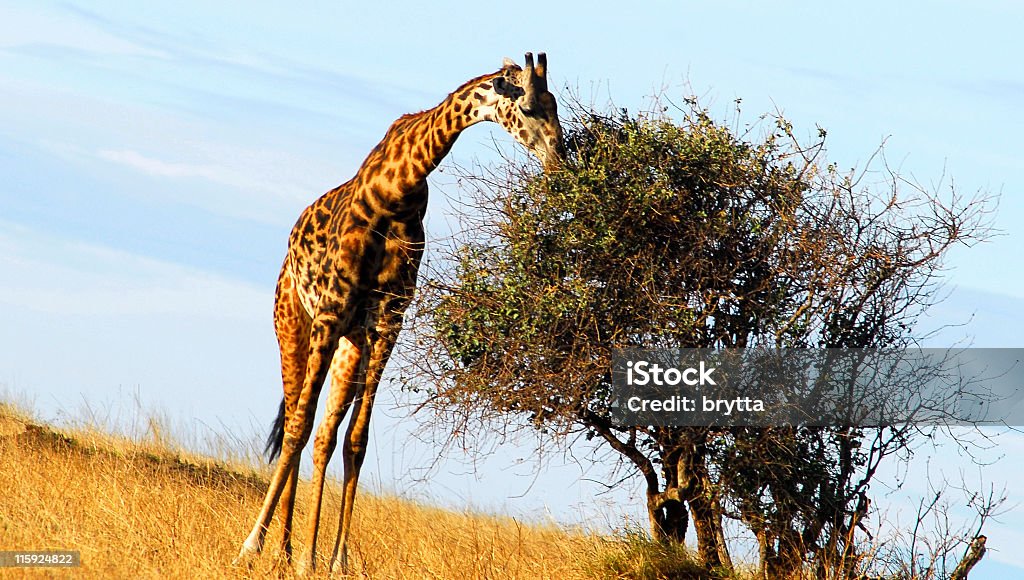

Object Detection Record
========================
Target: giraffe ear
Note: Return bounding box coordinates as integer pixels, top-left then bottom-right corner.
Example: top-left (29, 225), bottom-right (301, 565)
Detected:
top-left (502, 56), bottom-right (517, 69)
top-left (493, 76), bottom-right (525, 100)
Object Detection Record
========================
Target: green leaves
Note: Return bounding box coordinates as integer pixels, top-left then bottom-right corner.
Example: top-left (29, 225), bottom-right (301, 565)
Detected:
top-left (420, 100), bottom-right (835, 427)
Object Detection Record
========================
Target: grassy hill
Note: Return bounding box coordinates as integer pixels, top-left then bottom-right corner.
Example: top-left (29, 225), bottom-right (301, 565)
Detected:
top-left (0, 403), bottom-right (709, 579)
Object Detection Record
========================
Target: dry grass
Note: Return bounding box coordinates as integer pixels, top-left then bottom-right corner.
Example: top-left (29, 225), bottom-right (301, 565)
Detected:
top-left (0, 403), bottom-right (662, 579)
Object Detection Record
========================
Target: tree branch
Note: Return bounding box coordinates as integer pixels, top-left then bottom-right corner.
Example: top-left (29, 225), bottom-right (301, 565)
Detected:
top-left (950, 535), bottom-right (986, 580)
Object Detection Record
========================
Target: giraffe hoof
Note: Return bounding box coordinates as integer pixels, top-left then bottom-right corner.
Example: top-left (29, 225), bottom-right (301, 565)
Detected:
top-left (329, 550), bottom-right (349, 576)
top-left (294, 553), bottom-right (316, 578)
top-left (232, 541), bottom-right (262, 568)
top-left (231, 550), bottom-right (254, 568)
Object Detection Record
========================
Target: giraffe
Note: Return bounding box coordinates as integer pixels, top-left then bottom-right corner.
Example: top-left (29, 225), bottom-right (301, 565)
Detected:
top-left (235, 53), bottom-right (564, 574)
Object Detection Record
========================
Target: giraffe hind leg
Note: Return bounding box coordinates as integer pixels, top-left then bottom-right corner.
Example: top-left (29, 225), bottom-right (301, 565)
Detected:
top-left (236, 269), bottom-right (311, 564)
top-left (240, 313), bottom-right (353, 566)
top-left (264, 398), bottom-right (300, 563)
top-left (262, 302), bottom-right (356, 571)
top-left (277, 459), bottom-right (299, 563)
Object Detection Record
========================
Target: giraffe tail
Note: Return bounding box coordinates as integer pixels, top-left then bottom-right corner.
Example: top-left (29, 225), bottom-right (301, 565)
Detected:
top-left (264, 397), bottom-right (286, 462)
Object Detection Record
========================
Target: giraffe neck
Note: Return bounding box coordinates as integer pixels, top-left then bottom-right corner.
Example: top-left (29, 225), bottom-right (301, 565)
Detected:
top-left (353, 73), bottom-right (502, 207)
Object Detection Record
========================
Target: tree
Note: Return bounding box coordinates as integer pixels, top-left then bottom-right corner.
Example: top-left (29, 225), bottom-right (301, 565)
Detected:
top-left (406, 95), bottom-right (995, 577)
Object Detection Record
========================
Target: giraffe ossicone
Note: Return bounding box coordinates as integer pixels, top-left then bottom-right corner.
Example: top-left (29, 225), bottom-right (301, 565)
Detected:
top-left (234, 52), bottom-right (564, 575)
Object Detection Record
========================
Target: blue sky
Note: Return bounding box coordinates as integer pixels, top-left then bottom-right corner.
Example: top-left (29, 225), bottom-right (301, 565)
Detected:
top-left (1, 1), bottom-right (1022, 576)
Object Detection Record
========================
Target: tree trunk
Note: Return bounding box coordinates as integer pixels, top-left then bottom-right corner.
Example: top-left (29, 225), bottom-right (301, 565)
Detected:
top-left (648, 497), bottom-right (688, 543)
top-left (756, 530), bottom-right (773, 580)
top-left (757, 531), bottom-right (805, 579)
top-left (689, 488), bottom-right (731, 570)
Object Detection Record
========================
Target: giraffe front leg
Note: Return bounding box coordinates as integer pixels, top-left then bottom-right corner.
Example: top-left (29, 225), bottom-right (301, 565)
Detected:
top-left (329, 320), bottom-right (401, 575)
top-left (295, 332), bottom-right (368, 576)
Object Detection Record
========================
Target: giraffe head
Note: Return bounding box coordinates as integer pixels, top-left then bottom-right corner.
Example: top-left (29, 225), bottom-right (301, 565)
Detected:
top-left (490, 52), bottom-right (565, 171)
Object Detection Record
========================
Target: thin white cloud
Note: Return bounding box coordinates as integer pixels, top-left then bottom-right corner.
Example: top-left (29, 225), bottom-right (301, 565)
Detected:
top-left (97, 148), bottom-right (225, 180)
top-left (90, 146), bottom-right (325, 224)
top-left (0, 221), bottom-right (269, 321)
